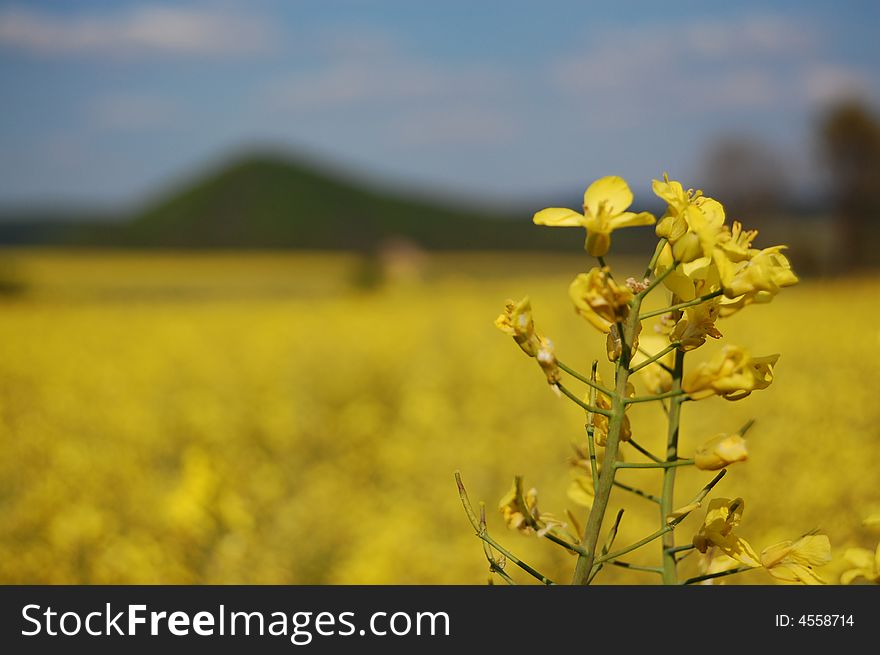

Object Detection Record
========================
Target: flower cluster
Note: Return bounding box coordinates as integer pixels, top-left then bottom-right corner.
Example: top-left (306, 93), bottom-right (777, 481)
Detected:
top-left (463, 174), bottom-right (825, 586)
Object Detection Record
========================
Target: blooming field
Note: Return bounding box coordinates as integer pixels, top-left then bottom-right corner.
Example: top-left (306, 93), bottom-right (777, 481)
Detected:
top-left (0, 249), bottom-right (877, 584)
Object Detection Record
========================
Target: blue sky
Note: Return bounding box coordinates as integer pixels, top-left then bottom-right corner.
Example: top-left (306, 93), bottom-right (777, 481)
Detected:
top-left (1, 0), bottom-right (878, 210)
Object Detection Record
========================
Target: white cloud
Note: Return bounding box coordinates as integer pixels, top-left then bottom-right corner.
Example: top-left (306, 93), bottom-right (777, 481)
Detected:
top-left (0, 5), bottom-right (276, 57)
top-left (549, 14), bottom-right (870, 118)
top-left (802, 64), bottom-right (875, 104)
top-left (264, 59), bottom-right (507, 112)
top-left (394, 106), bottom-right (517, 146)
top-left (88, 93), bottom-right (181, 131)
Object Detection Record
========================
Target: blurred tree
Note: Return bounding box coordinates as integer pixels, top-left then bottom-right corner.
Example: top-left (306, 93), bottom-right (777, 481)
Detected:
top-left (819, 100), bottom-right (880, 269)
top-left (699, 136), bottom-right (790, 222)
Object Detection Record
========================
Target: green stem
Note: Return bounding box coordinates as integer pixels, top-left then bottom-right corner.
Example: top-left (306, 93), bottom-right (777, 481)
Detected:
top-left (667, 544), bottom-right (695, 554)
top-left (611, 561), bottom-right (664, 574)
top-left (629, 342), bottom-right (681, 374)
top-left (595, 525), bottom-right (671, 564)
top-left (488, 563), bottom-right (517, 585)
top-left (585, 361), bottom-right (600, 495)
top-left (637, 260), bottom-right (679, 298)
top-left (681, 566), bottom-right (756, 585)
top-left (637, 346), bottom-right (675, 375)
top-left (627, 438), bottom-right (663, 463)
top-left (626, 389), bottom-right (688, 404)
top-left (556, 382), bottom-right (612, 416)
top-left (571, 294), bottom-right (644, 584)
top-left (660, 349), bottom-right (686, 585)
top-left (643, 238), bottom-right (668, 278)
top-left (639, 289), bottom-right (724, 320)
top-left (613, 480), bottom-right (661, 504)
top-left (455, 473), bottom-right (557, 585)
top-left (558, 359), bottom-right (613, 395)
top-left (615, 459), bottom-right (694, 469)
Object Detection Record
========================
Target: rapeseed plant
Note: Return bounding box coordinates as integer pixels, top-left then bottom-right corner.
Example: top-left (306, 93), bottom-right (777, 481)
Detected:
top-left (458, 174), bottom-right (830, 585)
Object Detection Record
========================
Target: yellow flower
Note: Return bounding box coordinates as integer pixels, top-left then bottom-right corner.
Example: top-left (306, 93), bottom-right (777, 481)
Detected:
top-left (670, 299), bottom-right (722, 351)
top-left (654, 245), bottom-right (722, 304)
top-left (687, 197), bottom-right (727, 259)
top-left (692, 497), bottom-right (760, 567)
top-left (652, 175), bottom-right (698, 242)
top-left (694, 432), bottom-right (749, 470)
top-left (761, 534), bottom-right (831, 585)
top-left (587, 375), bottom-right (633, 446)
top-left (569, 268), bottom-right (633, 333)
top-left (717, 221), bottom-right (759, 263)
top-left (864, 515), bottom-right (880, 528)
top-left (606, 320), bottom-right (641, 363)
top-left (534, 176), bottom-right (655, 256)
top-left (495, 297), bottom-right (539, 356)
top-left (499, 477), bottom-right (566, 538)
top-left (840, 544), bottom-right (880, 584)
top-left (716, 246), bottom-right (798, 304)
top-left (696, 550), bottom-right (743, 585)
top-left (495, 298), bottom-right (561, 384)
top-left (683, 345), bottom-right (779, 401)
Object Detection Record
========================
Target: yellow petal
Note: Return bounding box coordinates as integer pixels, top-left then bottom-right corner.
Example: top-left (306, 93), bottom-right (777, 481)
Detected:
top-left (840, 569), bottom-right (868, 585)
top-left (608, 210), bottom-right (656, 229)
top-left (791, 534), bottom-right (831, 567)
top-left (843, 547), bottom-right (874, 571)
top-left (583, 176), bottom-right (633, 217)
top-left (720, 535), bottom-right (761, 568)
top-left (863, 514), bottom-right (880, 527)
top-left (533, 207), bottom-right (584, 227)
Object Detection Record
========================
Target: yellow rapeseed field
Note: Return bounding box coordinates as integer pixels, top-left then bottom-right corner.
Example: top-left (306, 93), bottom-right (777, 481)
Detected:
top-left (0, 249), bottom-right (877, 584)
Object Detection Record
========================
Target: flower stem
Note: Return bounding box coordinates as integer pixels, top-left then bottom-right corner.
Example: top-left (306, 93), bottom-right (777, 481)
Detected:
top-left (681, 566), bottom-right (756, 585)
top-left (637, 260), bottom-right (679, 298)
top-left (556, 382), bottom-right (613, 416)
top-left (571, 294), bottom-right (644, 584)
top-left (625, 389), bottom-right (688, 404)
top-left (639, 289), bottom-right (724, 320)
top-left (557, 359), bottom-right (613, 395)
top-left (629, 342), bottom-right (681, 374)
top-left (611, 561), bottom-right (664, 574)
top-left (613, 480), bottom-right (661, 503)
top-left (455, 472), bottom-right (557, 585)
top-left (586, 361), bottom-right (600, 495)
top-left (660, 349), bottom-right (686, 585)
top-left (615, 459), bottom-right (694, 469)
top-left (644, 238), bottom-right (668, 278)
top-left (627, 438), bottom-right (663, 463)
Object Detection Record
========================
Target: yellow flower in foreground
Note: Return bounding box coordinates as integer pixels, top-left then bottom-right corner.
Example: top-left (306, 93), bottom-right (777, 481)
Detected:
top-left (495, 298), bottom-right (561, 384)
top-left (569, 267), bottom-right (633, 333)
top-left (694, 432), bottom-right (748, 470)
top-left (693, 498), bottom-right (760, 567)
top-left (717, 246), bottom-right (798, 300)
top-left (683, 345), bottom-right (779, 401)
top-left (495, 297), bottom-right (539, 356)
top-left (652, 175), bottom-right (698, 242)
top-left (670, 299), bottom-right (722, 351)
top-left (587, 375), bottom-right (633, 446)
top-left (761, 534), bottom-right (831, 585)
top-left (534, 176), bottom-right (655, 256)
top-left (499, 477), bottom-right (566, 538)
top-left (840, 544), bottom-right (880, 584)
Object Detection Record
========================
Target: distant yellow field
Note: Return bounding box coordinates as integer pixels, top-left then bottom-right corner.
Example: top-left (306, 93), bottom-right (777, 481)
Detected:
top-left (0, 249), bottom-right (877, 583)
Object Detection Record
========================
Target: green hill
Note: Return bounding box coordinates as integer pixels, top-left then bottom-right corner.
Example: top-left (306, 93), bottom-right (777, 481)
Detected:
top-left (80, 153), bottom-right (572, 251)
